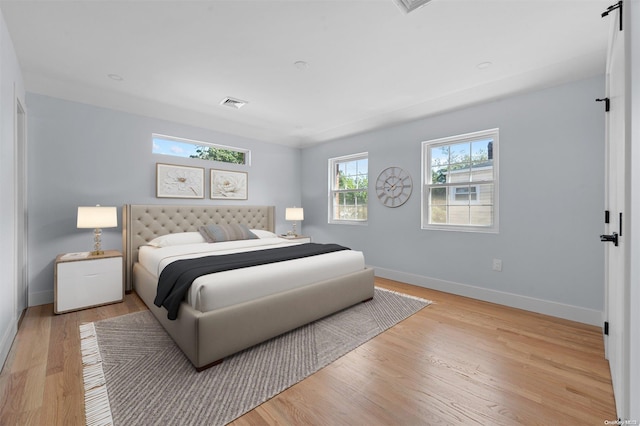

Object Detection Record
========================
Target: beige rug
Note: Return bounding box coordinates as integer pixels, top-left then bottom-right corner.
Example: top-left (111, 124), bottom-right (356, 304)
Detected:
top-left (80, 287), bottom-right (431, 426)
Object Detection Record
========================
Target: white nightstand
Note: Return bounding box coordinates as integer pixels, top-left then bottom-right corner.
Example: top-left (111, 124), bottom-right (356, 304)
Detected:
top-left (281, 235), bottom-right (311, 244)
top-left (54, 250), bottom-right (124, 314)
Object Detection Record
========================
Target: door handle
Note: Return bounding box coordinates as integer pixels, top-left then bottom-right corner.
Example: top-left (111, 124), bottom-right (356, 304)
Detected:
top-left (600, 232), bottom-right (619, 246)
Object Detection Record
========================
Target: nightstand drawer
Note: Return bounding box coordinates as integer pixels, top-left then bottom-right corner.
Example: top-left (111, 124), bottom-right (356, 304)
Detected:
top-left (55, 254), bottom-right (123, 313)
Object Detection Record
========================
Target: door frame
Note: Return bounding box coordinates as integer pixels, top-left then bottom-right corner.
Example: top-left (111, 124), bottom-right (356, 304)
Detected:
top-left (14, 91), bottom-right (27, 316)
top-left (626, 0), bottom-right (639, 420)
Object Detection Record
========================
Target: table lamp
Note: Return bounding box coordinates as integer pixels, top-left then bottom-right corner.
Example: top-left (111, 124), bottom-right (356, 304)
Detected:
top-left (285, 207), bottom-right (304, 237)
top-left (77, 205), bottom-right (117, 255)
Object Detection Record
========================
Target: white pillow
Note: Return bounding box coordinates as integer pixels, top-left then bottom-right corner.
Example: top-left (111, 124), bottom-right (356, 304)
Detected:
top-left (146, 232), bottom-right (206, 248)
top-left (250, 229), bottom-right (278, 239)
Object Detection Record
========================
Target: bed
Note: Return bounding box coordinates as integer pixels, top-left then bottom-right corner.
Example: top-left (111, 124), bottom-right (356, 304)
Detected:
top-left (123, 204), bottom-right (375, 370)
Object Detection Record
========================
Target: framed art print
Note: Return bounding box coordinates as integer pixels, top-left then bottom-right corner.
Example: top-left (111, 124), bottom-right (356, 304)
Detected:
top-left (156, 163), bottom-right (205, 198)
top-left (210, 169), bottom-right (248, 200)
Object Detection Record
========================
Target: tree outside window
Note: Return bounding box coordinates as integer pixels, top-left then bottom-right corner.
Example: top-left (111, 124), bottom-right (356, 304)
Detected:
top-left (152, 134), bottom-right (249, 165)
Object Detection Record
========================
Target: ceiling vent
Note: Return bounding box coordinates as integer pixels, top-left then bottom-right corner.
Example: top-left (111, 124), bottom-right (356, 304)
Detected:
top-left (393, 0), bottom-right (432, 13)
top-left (220, 97), bottom-right (248, 109)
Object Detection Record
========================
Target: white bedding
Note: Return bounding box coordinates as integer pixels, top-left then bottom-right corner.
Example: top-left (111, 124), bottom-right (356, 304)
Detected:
top-left (138, 237), bottom-right (365, 313)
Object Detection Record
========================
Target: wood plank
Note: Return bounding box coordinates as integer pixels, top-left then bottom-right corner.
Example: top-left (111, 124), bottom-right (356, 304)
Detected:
top-left (0, 278), bottom-right (616, 425)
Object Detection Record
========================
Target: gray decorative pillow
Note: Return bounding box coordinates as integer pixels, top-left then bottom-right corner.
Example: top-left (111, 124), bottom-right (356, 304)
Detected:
top-left (198, 223), bottom-right (258, 243)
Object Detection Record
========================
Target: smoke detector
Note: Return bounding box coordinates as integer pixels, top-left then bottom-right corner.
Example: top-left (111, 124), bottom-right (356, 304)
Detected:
top-left (393, 0), bottom-right (432, 13)
top-left (220, 97), bottom-right (248, 109)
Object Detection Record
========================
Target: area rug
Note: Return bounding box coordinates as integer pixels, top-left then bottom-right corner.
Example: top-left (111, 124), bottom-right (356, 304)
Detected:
top-left (80, 287), bottom-right (431, 426)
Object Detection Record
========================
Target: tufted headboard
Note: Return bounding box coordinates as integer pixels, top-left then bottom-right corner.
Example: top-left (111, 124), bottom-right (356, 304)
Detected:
top-left (122, 204), bottom-right (275, 291)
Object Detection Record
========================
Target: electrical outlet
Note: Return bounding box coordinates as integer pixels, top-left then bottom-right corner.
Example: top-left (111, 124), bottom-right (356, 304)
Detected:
top-left (492, 258), bottom-right (502, 272)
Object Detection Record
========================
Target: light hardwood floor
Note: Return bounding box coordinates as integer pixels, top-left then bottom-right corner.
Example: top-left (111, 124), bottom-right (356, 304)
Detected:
top-left (0, 278), bottom-right (616, 425)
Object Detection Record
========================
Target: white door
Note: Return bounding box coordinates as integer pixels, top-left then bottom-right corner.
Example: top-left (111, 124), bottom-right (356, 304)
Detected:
top-left (603, 8), bottom-right (627, 418)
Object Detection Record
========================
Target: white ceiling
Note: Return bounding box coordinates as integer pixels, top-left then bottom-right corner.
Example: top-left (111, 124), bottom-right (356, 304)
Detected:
top-left (0, 0), bottom-right (611, 147)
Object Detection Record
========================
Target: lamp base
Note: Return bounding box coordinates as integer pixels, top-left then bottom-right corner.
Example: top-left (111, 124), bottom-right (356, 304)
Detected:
top-left (91, 228), bottom-right (104, 256)
top-left (286, 222), bottom-right (298, 237)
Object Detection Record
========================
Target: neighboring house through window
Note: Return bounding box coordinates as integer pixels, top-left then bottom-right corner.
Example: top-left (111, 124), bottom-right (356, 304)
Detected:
top-left (329, 153), bottom-right (368, 224)
top-left (422, 128), bottom-right (499, 232)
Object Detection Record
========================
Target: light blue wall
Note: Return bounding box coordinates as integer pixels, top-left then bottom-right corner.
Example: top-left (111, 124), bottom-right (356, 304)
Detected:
top-left (26, 76), bottom-right (606, 321)
top-left (0, 7), bottom-right (26, 368)
top-left (27, 94), bottom-right (302, 305)
top-left (301, 76), bottom-right (605, 317)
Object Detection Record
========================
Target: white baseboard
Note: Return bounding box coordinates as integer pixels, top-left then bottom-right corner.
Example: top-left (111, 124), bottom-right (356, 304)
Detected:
top-left (371, 266), bottom-right (604, 327)
top-left (27, 269), bottom-right (603, 325)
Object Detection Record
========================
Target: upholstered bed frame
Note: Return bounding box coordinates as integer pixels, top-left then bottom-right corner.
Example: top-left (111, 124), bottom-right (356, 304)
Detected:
top-left (122, 204), bottom-right (375, 370)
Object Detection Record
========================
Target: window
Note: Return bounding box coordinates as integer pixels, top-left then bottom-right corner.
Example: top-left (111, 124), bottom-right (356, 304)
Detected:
top-left (422, 128), bottom-right (498, 232)
top-left (329, 153), bottom-right (368, 224)
top-left (451, 185), bottom-right (478, 203)
top-left (152, 134), bottom-right (250, 165)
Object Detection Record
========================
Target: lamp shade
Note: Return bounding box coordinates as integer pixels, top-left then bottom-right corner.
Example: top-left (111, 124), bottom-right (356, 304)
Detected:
top-left (77, 206), bottom-right (118, 228)
top-left (285, 207), bottom-right (304, 221)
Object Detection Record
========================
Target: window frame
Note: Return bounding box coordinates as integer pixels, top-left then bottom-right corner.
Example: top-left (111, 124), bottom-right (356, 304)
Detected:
top-left (328, 152), bottom-right (369, 225)
top-left (421, 128), bottom-right (499, 233)
top-left (152, 133), bottom-right (251, 166)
